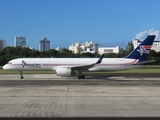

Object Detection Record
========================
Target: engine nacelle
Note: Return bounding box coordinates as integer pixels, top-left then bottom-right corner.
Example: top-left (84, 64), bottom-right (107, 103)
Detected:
top-left (56, 67), bottom-right (76, 77)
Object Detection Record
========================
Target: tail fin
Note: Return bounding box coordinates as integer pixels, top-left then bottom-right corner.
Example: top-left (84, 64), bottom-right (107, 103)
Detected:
top-left (126, 35), bottom-right (156, 60)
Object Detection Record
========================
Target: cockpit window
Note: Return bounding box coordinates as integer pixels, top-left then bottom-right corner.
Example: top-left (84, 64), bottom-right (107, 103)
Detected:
top-left (7, 62), bottom-right (12, 64)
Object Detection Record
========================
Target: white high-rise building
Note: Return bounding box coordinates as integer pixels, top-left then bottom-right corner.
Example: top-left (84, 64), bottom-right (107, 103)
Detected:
top-left (39, 37), bottom-right (50, 51)
top-left (14, 36), bottom-right (26, 47)
top-left (0, 39), bottom-right (6, 49)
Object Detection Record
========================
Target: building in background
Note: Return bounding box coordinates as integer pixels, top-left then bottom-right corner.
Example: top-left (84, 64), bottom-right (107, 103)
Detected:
top-left (69, 41), bottom-right (98, 54)
top-left (151, 41), bottom-right (160, 52)
top-left (133, 39), bottom-right (160, 52)
top-left (55, 47), bottom-right (64, 53)
top-left (98, 46), bottom-right (122, 55)
top-left (14, 36), bottom-right (26, 47)
top-left (132, 39), bottom-right (141, 49)
top-left (39, 37), bottom-right (50, 51)
top-left (22, 46), bottom-right (34, 50)
top-left (0, 39), bottom-right (6, 49)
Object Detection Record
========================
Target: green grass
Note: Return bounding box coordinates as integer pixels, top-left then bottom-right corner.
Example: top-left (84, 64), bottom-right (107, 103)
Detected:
top-left (0, 66), bottom-right (160, 74)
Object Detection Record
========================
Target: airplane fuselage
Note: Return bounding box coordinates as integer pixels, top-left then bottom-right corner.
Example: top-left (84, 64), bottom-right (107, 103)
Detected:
top-left (3, 58), bottom-right (142, 71)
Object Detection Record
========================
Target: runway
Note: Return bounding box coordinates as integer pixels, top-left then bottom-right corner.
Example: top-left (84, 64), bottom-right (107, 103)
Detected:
top-left (0, 74), bottom-right (160, 118)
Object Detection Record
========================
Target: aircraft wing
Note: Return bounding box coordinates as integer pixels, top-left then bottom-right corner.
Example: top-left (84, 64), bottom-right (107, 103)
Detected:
top-left (69, 54), bottom-right (104, 70)
top-left (134, 60), bottom-right (157, 65)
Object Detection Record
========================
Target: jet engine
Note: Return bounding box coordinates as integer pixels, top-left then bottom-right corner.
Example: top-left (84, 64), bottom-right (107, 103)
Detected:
top-left (56, 67), bottom-right (76, 77)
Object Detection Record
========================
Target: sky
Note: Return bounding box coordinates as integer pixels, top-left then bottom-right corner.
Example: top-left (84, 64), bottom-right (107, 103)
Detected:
top-left (1, 0), bottom-right (160, 50)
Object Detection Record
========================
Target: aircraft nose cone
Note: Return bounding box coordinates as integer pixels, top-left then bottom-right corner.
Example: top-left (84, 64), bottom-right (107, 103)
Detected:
top-left (2, 65), bottom-right (6, 70)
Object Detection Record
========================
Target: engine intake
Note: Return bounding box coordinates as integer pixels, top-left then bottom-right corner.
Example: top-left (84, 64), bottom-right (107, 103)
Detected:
top-left (56, 67), bottom-right (76, 77)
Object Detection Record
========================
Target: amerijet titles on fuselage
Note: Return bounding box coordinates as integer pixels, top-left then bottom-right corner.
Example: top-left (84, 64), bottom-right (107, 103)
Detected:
top-left (21, 61), bottom-right (41, 68)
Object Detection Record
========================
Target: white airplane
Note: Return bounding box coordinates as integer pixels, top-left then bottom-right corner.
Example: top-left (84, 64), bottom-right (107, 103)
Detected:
top-left (3, 35), bottom-right (156, 79)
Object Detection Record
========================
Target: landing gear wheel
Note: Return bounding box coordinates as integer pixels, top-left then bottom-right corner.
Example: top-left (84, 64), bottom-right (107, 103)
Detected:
top-left (78, 76), bottom-right (81, 79)
top-left (20, 71), bottom-right (24, 79)
top-left (82, 75), bottom-right (85, 79)
top-left (78, 70), bottom-right (85, 79)
top-left (78, 75), bottom-right (85, 79)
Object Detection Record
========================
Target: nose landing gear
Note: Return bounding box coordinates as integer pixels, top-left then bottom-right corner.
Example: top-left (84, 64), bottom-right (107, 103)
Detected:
top-left (20, 71), bottom-right (24, 79)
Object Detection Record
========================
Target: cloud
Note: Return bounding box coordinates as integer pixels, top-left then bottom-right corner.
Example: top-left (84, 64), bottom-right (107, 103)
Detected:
top-left (135, 28), bottom-right (160, 41)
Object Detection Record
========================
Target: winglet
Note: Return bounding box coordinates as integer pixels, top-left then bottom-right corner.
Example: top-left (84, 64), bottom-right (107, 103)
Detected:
top-left (96, 54), bottom-right (104, 64)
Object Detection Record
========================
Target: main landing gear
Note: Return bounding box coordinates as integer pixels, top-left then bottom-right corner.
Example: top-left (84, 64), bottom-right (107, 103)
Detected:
top-left (78, 75), bottom-right (85, 79)
top-left (78, 70), bottom-right (85, 79)
top-left (20, 71), bottom-right (24, 79)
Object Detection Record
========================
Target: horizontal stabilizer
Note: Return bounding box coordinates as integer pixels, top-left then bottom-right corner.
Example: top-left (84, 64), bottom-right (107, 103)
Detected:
top-left (134, 60), bottom-right (157, 65)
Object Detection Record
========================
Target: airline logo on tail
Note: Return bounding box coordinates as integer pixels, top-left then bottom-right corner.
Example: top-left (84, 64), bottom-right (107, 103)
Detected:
top-left (126, 35), bottom-right (155, 59)
top-left (137, 45), bottom-right (151, 56)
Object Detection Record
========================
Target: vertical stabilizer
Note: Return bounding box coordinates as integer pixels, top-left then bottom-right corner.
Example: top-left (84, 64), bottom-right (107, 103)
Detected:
top-left (126, 35), bottom-right (155, 60)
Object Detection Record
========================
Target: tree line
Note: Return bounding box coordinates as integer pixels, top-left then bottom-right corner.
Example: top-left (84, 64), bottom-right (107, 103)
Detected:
top-left (0, 41), bottom-right (159, 66)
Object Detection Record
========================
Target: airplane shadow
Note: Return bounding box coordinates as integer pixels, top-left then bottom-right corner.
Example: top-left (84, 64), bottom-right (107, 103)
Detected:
top-left (77, 74), bottom-right (125, 80)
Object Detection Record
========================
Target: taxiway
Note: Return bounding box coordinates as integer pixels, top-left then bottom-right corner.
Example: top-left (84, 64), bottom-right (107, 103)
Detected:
top-left (0, 74), bottom-right (160, 118)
